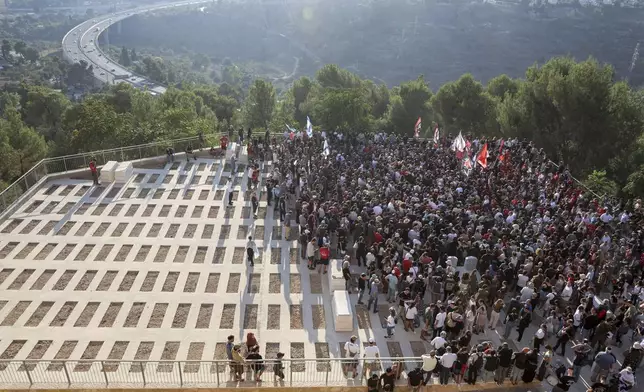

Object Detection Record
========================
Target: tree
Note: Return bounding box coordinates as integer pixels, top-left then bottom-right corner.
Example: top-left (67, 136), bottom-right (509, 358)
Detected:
top-left (66, 60), bottom-right (94, 87)
top-left (315, 64), bottom-right (362, 89)
top-left (431, 73), bottom-right (498, 137)
top-left (243, 79), bottom-right (276, 129)
top-left (13, 41), bottom-right (27, 58)
top-left (119, 47), bottom-right (131, 66)
top-left (387, 76), bottom-right (432, 135)
top-left (23, 47), bottom-right (39, 64)
top-left (290, 76), bottom-right (313, 126)
top-left (130, 48), bottom-right (137, 62)
top-left (23, 86), bottom-right (71, 131)
top-left (311, 86), bottom-right (372, 131)
top-left (497, 57), bottom-right (644, 176)
top-left (64, 97), bottom-right (131, 152)
top-left (0, 104), bottom-right (47, 176)
top-left (192, 53), bottom-right (210, 70)
top-left (584, 170), bottom-right (619, 198)
top-left (1, 40), bottom-right (12, 61)
top-left (487, 74), bottom-right (520, 101)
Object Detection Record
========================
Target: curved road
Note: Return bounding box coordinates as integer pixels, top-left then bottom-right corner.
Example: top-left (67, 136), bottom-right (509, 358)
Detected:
top-left (61, 0), bottom-right (209, 95)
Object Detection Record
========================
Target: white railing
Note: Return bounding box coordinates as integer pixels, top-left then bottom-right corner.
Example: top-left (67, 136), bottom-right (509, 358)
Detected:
top-left (0, 357), bottom-right (436, 388)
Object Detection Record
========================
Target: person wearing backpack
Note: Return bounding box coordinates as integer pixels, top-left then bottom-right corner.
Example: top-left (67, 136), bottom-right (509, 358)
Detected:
top-left (466, 346), bottom-right (484, 384)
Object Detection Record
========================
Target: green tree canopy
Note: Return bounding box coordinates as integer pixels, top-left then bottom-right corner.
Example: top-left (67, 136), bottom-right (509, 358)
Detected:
top-left (243, 79), bottom-right (276, 130)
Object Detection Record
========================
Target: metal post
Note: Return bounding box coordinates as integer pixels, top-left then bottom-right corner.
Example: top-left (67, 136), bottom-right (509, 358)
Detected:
top-left (24, 176), bottom-right (29, 192)
top-left (23, 361), bottom-right (33, 387)
top-left (215, 362), bottom-right (220, 387)
top-left (121, 148), bottom-right (125, 162)
top-left (62, 361), bottom-right (71, 387)
top-left (63, 157), bottom-right (68, 172)
top-left (83, 154), bottom-right (87, 168)
top-left (325, 360), bottom-right (329, 386)
top-left (177, 361), bottom-right (183, 387)
top-left (101, 361), bottom-right (109, 386)
top-left (102, 152), bottom-right (107, 165)
top-left (289, 361), bottom-right (293, 387)
top-left (140, 362), bottom-right (146, 386)
top-left (139, 146), bottom-right (142, 160)
top-left (1, 193), bottom-right (6, 212)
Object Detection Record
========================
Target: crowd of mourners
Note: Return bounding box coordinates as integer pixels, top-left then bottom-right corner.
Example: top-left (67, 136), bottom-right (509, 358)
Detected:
top-left (226, 127), bottom-right (644, 392)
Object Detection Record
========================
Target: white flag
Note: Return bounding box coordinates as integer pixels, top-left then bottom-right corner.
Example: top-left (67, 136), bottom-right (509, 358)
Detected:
top-left (306, 116), bottom-right (313, 138)
top-left (451, 132), bottom-right (466, 152)
top-left (433, 126), bottom-right (440, 144)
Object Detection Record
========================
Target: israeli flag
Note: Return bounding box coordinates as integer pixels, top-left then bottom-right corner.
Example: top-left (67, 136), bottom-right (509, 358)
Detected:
top-left (306, 116), bottom-right (313, 137)
top-left (323, 139), bottom-right (330, 157)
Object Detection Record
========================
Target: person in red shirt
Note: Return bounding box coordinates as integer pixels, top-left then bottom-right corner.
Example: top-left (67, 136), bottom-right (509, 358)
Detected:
top-left (402, 257), bottom-right (412, 273)
top-left (89, 159), bottom-right (99, 185)
top-left (220, 135), bottom-right (228, 151)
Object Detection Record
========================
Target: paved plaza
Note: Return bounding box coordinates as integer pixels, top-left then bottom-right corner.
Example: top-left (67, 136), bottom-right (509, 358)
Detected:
top-left (0, 154), bottom-right (634, 390)
top-left (0, 155), bottom-right (433, 377)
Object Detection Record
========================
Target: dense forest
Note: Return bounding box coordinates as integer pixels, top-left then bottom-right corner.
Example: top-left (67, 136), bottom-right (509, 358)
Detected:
top-left (108, 0), bottom-right (644, 87)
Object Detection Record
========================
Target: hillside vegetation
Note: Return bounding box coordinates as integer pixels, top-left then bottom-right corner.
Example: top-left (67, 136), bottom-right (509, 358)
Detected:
top-left (108, 1), bottom-right (644, 87)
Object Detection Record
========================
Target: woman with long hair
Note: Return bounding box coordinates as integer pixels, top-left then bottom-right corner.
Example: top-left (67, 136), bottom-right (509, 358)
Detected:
top-left (475, 300), bottom-right (487, 334)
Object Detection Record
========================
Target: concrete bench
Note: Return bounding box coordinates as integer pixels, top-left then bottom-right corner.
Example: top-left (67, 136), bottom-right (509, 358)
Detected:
top-left (114, 162), bottom-right (133, 183)
top-left (100, 161), bottom-right (118, 183)
top-left (332, 290), bottom-right (353, 332)
top-left (328, 258), bottom-right (346, 292)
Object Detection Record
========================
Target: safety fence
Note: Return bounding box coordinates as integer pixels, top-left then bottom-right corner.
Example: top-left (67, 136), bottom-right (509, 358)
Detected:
top-left (0, 357), bottom-right (433, 388)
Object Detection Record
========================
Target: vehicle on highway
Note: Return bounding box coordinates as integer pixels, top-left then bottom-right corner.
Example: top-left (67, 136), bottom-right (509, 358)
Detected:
top-left (100, 72), bottom-right (105, 75)
top-left (111, 68), bottom-right (116, 72)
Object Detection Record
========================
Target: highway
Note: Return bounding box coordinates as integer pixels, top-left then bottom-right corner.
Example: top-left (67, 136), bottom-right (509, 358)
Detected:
top-left (61, 0), bottom-right (210, 95)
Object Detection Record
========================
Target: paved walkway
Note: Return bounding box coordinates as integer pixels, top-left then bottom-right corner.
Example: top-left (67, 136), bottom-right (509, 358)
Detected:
top-left (0, 155), bottom-right (422, 386)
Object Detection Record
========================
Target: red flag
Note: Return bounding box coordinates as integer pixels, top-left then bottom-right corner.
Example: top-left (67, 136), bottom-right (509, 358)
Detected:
top-left (477, 143), bottom-right (488, 168)
top-left (414, 117), bottom-right (421, 138)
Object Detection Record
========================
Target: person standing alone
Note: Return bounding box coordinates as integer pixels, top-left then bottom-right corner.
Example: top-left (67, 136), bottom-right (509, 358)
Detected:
top-left (246, 236), bottom-right (256, 267)
top-left (89, 158), bottom-right (99, 185)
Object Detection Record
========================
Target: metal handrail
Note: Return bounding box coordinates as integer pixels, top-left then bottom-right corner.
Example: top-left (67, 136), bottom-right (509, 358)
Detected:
top-left (0, 356), bottom-right (510, 389)
top-left (0, 130), bottom-right (281, 220)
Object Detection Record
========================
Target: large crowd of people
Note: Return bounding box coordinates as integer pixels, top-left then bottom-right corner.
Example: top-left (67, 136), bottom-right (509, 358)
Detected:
top-left (230, 128), bottom-right (643, 391)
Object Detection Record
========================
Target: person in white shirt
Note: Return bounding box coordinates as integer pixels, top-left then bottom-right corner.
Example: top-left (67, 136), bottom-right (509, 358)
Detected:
top-left (362, 338), bottom-right (380, 378)
top-left (405, 303), bottom-right (418, 332)
top-left (517, 271), bottom-right (529, 291)
top-left (534, 324), bottom-right (546, 351)
top-left (343, 336), bottom-right (360, 379)
top-left (438, 347), bottom-right (457, 385)
top-left (573, 305), bottom-right (584, 337)
top-left (520, 282), bottom-right (535, 303)
top-left (434, 307), bottom-right (446, 338)
top-left (561, 282), bottom-right (573, 306)
top-left (421, 351), bottom-right (438, 384)
top-left (431, 331), bottom-right (447, 350)
top-left (385, 310), bottom-right (396, 338)
top-left (306, 239), bottom-right (316, 270)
